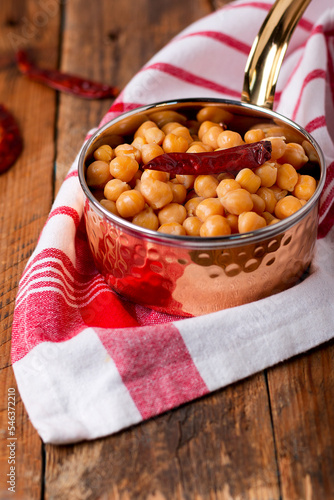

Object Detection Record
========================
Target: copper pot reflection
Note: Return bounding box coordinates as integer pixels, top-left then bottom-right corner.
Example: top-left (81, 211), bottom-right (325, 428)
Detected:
top-left (78, 0), bottom-right (326, 316)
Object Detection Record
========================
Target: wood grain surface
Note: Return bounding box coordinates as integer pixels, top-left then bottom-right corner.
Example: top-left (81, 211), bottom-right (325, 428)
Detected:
top-left (0, 0), bottom-right (333, 499)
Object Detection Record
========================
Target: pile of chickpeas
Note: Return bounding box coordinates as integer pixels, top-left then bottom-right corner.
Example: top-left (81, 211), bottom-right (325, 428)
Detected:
top-left (85, 106), bottom-right (317, 237)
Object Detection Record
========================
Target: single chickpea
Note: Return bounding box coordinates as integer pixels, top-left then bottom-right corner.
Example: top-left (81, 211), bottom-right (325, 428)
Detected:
top-left (199, 215), bottom-right (231, 237)
top-left (131, 136), bottom-right (147, 151)
top-left (244, 129), bottom-right (266, 143)
top-left (250, 193), bottom-right (266, 214)
top-left (86, 160), bottom-right (112, 188)
top-left (188, 141), bottom-right (213, 152)
top-left (134, 120), bottom-right (158, 139)
top-left (225, 213), bottom-right (239, 233)
top-left (104, 179), bottom-right (130, 201)
top-left (141, 169), bottom-right (170, 183)
top-left (140, 178), bottom-right (173, 210)
top-left (143, 127), bottom-right (165, 145)
top-left (256, 187), bottom-right (277, 213)
top-left (158, 203), bottom-right (187, 226)
top-left (235, 168), bottom-right (261, 194)
top-left (187, 144), bottom-right (208, 153)
top-left (116, 190), bottom-right (145, 218)
top-left (161, 121), bottom-right (183, 135)
top-left (196, 106), bottom-right (233, 124)
top-left (266, 137), bottom-right (287, 160)
top-left (114, 143), bottom-right (141, 163)
top-left (171, 126), bottom-right (193, 145)
top-left (194, 175), bottom-right (219, 198)
top-left (254, 162), bottom-right (277, 187)
top-left (184, 196), bottom-right (204, 216)
top-left (220, 189), bottom-right (253, 215)
top-left (276, 163), bottom-right (298, 191)
top-left (168, 181), bottom-right (187, 204)
top-left (183, 216), bottom-right (202, 236)
top-left (150, 110), bottom-right (186, 128)
top-left (163, 133), bottom-right (189, 153)
top-left (100, 199), bottom-right (119, 216)
top-left (158, 222), bottom-right (186, 235)
top-left (216, 178), bottom-right (241, 199)
top-left (141, 143), bottom-right (165, 164)
top-left (202, 125), bottom-right (225, 149)
top-left (198, 121), bottom-right (220, 141)
top-left (93, 144), bottom-right (114, 162)
top-left (270, 185), bottom-right (288, 201)
top-left (217, 130), bottom-right (244, 149)
top-left (175, 174), bottom-right (195, 190)
top-left (277, 143), bottom-right (308, 169)
top-left (195, 198), bottom-right (224, 221)
top-left (132, 207), bottom-right (159, 231)
top-left (109, 156), bottom-right (139, 183)
top-left (262, 211), bottom-right (277, 225)
top-left (238, 212), bottom-right (266, 233)
top-left (293, 174), bottom-right (317, 201)
top-left (274, 195), bottom-right (303, 219)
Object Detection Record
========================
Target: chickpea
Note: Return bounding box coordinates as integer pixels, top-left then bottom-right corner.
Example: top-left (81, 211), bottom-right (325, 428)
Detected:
top-left (132, 207), bottom-right (159, 231)
top-left (250, 193), bottom-right (266, 214)
top-left (161, 121), bottom-right (183, 135)
top-left (270, 185), bottom-right (288, 201)
top-left (216, 172), bottom-right (235, 182)
top-left (276, 163), bottom-right (298, 191)
top-left (254, 162), bottom-right (277, 187)
top-left (163, 133), bottom-right (189, 153)
top-left (293, 174), bottom-right (316, 201)
top-left (93, 144), bottom-right (114, 162)
top-left (220, 189), bottom-right (253, 215)
top-left (143, 127), bottom-right (165, 145)
top-left (158, 203), bottom-right (187, 226)
top-left (104, 179), bottom-right (130, 201)
top-left (266, 136), bottom-right (287, 160)
top-left (194, 175), bottom-right (219, 198)
top-left (200, 215), bottom-right (231, 237)
top-left (244, 129), bottom-right (266, 143)
top-left (256, 187), bottom-right (277, 213)
top-left (202, 125), bottom-right (225, 149)
top-left (109, 156), bottom-right (139, 183)
top-left (171, 126), bottom-right (193, 145)
top-left (86, 160), bottom-right (112, 188)
top-left (184, 196), bottom-right (204, 216)
top-left (196, 198), bottom-right (224, 221)
top-left (196, 106), bottom-right (233, 124)
top-left (238, 212), bottom-right (266, 233)
top-left (275, 195), bottom-right (303, 219)
top-left (116, 190), bottom-right (145, 218)
top-left (114, 143), bottom-right (141, 163)
top-left (278, 143), bottom-right (308, 169)
top-left (226, 213), bottom-right (239, 233)
top-left (150, 110), bottom-right (186, 128)
top-left (183, 216), bottom-right (202, 236)
top-left (141, 143), bottom-right (164, 164)
top-left (186, 144), bottom-right (208, 153)
top-left (141, 169), bottom-right (170, 183)
top-left (158, 222), bottom-right (186, 235)
top-left (131, 136), bottom-right (147, 151)
top-left (175, 174), bottom-right (195, 190)
top-left (140, 178), bottom-right (173, 209)
top-left (198, 121), bottom-right (220, 141)
top-left (100, 199), bottom-right (119, 216)
top-left (217, 130), bottom-right (244, 149)
top-left (168, 181), bottom-right (187, 204)
top-left (216, 179), bottom-right (241, 199)
top-left (235, 168), bottom-right (261, 194)
top-left (188, 141), bottom-right (213, 152)
top-left (262, 211), bottom-right (277, 225)
top-left (134, 120), bottom-right (158, 139)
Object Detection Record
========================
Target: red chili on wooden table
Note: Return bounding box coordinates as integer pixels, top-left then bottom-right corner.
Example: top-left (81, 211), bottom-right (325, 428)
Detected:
top-left (145, 140), bottom-right (272, 175)
top-left (0, 104), bottom-right (23, 174)
top-left (16, 50), bottom-right (119, 100)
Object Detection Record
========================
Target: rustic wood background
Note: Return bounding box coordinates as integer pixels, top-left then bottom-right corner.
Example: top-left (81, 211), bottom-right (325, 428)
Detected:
top-left (0, 0), bottom-right (333, 498)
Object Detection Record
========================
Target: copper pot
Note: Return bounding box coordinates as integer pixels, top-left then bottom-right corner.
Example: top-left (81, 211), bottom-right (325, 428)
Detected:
top-left (78, 0), bottom-right (326, 316)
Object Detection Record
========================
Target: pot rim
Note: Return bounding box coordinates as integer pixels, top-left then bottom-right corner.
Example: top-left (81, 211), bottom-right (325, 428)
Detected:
top-left (78, 97), bottom-right (326, 250)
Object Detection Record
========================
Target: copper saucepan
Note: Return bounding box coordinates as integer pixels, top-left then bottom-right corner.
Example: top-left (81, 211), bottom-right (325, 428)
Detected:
top-left (78, 0), bottom-right (326, 316)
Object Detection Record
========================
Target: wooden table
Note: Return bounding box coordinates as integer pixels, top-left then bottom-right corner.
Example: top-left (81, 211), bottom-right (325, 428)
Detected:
top-left (1, 0), bottom-right (333, 498)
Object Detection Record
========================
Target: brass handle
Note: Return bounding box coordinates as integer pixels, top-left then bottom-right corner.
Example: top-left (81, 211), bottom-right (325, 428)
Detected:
top-left (241, 0), bottom-right (312, 109)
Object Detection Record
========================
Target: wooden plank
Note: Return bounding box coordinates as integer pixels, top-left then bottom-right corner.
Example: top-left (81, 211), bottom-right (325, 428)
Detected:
top-left (45, 374), bottom-right (280, 499)
top-left (267, 342), bottom-right (334, 500)
top-left (0, 0), bottom-right (61, 497)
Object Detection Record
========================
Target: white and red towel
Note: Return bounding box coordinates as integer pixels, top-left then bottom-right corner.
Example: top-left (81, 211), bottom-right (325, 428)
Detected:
top-left (12, 0), bottom-right (334, 444)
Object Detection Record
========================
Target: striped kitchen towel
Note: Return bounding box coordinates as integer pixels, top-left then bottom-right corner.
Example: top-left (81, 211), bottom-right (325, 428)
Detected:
top-left (12, 0), bottom-right (334, 444)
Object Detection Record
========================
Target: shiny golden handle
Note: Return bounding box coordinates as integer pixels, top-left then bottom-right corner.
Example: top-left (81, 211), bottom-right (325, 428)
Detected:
top-left (241, 0), bottom-right (312, 109)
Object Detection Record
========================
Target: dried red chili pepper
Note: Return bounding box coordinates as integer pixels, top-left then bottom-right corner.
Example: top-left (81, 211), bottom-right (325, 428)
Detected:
top-left (16, 50), bottom-right (119, 99)
top-left (145, 140), bottom-right (272, 175)
top-left (0, 104), bottom-right (23, 174)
